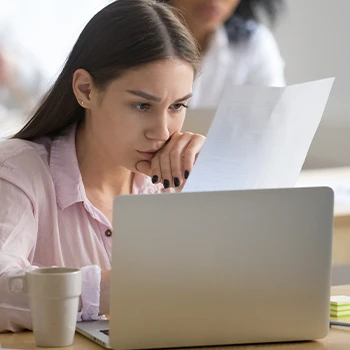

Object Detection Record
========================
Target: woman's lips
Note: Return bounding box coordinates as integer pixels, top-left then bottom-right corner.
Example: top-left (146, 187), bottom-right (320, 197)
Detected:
top-left (137, 151), bottom-right (156, 161)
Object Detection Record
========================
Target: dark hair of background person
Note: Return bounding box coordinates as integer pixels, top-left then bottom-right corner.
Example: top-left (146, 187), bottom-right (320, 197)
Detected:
top-left (14, 0), bottom-right (200, 141)
top-left (161, 0), bottom-right (285, 43)
top-left (225, 0), bottom-right (285, 43)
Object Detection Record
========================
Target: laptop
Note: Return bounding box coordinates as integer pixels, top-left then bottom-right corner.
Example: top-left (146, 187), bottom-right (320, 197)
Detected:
top-left (76, 187), bottom-right (333, 349)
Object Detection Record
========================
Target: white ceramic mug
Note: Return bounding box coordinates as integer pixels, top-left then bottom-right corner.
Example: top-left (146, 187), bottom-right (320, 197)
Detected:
top-left (8, 267), bottom-right (82, 347)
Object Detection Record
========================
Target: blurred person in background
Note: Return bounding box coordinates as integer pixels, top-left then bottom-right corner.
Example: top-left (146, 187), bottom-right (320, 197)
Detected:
top-left (166, 0), bottom-right (286, 107)
top-left (0, 0), bottom-right (110, 139)
top-left (0, 46), bottom-right (42, 114)
top-left (0, 28), bottom-right (44, 139)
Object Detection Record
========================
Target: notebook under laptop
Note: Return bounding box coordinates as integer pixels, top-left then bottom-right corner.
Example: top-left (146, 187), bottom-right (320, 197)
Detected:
top-left (76, 187), bottom-right (334, 349)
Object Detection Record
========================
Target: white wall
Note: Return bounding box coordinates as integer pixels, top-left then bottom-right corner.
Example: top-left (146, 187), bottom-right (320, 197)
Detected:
top-left (271, 0), bottom-right (350, 168)
top-left (0, 0), bottom-right (110, 85)
top-left (273, 0), bottom-right (350, 124)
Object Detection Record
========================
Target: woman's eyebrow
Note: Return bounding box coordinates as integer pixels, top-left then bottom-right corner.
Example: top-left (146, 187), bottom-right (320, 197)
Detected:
top-left (174, 93), bottom-right (193, 103)
top-left (126, 90), bottom-right (161, 102)
top-left (126, 90), bottom-right (193, 103)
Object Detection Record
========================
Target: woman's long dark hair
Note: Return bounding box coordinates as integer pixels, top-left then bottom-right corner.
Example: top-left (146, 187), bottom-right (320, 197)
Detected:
top-left (14, 0), bottom-right (200, 140)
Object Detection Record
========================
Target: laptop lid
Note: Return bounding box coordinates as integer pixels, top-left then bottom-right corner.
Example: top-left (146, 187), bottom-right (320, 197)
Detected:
top-left (110, 187), bottom-right (333, 349)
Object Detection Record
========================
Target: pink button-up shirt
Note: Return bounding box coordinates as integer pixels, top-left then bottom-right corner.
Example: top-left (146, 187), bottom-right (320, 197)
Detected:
top-left (0, 124), bottom-right (162, 332)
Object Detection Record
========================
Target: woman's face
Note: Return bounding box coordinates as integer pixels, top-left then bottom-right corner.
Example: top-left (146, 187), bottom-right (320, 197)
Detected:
top-left (171, 0), bottom-right (240, 33)
top-left (85, 59), bottom-right (194, 172)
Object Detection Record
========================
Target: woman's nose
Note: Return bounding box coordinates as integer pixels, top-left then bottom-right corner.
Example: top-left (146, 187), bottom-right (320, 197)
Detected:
top-left (145, 114), bottom-right (170, 141)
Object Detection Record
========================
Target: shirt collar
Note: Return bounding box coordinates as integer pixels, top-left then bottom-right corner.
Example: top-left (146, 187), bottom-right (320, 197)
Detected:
top-left (49, 124), bottom-right (161, 211)
top-left (132, 172), bottom-right (161, 195)
top-left (49, 124), bottom-right (85, 210)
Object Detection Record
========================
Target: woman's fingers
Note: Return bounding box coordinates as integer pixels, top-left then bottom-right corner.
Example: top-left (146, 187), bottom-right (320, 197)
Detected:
top-left (145, 131), bottom-right (205, 189)
top-left (151, 133), bottom-right (182, 188)
top-left (150, 152), bottom-right (162, 185)
top-left (181, 133), bottom-right (205, 181)
top-left (169, 133), bottom-right (193, 187)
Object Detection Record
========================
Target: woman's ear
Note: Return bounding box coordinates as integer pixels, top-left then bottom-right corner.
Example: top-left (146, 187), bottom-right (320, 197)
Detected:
top-left (72, 69), bottom-right (96, 108)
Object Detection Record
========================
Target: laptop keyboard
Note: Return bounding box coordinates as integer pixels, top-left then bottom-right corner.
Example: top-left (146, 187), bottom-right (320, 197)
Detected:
top-left (100, 329), bottom-right (109, 336)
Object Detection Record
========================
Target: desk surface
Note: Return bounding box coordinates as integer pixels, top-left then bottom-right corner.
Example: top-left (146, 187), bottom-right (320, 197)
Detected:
top-left (1, 286), bottom-right (350, 350)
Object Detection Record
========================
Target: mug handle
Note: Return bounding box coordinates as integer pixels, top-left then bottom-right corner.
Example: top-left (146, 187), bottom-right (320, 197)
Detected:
top-left (8, 275), bottom-right (26, 294)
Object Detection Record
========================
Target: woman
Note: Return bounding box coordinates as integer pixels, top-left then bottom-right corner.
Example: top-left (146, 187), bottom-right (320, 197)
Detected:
top-left (0, 0), bottom-right (205, 332)
top-left (167, 0), bottom-right (286, 107)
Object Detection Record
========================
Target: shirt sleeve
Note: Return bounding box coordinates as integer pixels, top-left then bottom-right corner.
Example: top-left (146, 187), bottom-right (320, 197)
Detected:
top-left (245, 25), bottom-right (286, 87)
top-left (78, 265), bottom-right (105, 322)
top-left (0, 169), bottom-right (103, 331)
top-left (0, 176), bottom-right (38, 332)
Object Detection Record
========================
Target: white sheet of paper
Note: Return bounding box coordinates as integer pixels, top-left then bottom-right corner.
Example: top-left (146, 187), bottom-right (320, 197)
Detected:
top-left (183, 78), bottom-right (334, 192)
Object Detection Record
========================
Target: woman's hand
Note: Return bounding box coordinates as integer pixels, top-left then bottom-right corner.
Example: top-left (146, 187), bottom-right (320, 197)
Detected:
top-left (137, 131), bottom-right (205, 190)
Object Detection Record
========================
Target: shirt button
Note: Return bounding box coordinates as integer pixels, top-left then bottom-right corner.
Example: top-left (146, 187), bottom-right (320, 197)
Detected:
top-left (105, 229), bottom-right (112, 237)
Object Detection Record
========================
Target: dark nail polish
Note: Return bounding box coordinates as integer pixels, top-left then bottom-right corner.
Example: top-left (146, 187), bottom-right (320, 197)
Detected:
top-left (152, 175), bottom-right (158, 184)
top-left (174, 177), bottom-right (180, 187)
top-left (163, 179), bottom-right (170, 189)
top-left (184, 170), bottom-right (190, 179)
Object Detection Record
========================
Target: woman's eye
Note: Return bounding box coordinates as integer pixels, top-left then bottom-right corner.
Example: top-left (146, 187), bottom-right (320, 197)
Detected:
top-left (170, 103), bottom-right (188, 111)
top-left (134, 103), bottom-right (150, 111)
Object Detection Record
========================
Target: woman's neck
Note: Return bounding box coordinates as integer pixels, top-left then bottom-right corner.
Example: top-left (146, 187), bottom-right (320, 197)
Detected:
top-left (75, 122), bottom-right (133, 200)
top-left (187, 24), bottom-right (215, 53)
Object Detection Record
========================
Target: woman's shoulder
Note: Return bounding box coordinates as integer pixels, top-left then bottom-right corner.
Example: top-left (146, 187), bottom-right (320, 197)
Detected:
top-left (0, 137), bottom-right (50, 168)
top-left (0, 137), bottom-right (52, 193)
top-left (227, 23), bottom-right (285, 85)
top-left (230, 23), bottom-right (281, 56)
top-left (249, 24), bottom-right (281, 52)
